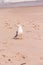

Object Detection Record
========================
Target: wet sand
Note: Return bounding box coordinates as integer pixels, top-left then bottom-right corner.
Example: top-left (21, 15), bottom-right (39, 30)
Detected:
top-left (0, 6), bottom-right (43, 65)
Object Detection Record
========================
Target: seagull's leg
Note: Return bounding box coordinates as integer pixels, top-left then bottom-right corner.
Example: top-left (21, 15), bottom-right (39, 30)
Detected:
top-left (13, 31), bottom-right (18, 39)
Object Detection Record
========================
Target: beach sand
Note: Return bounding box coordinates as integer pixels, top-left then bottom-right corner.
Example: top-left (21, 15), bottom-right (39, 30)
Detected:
top-left (0, 6), bottom-right (43, 65)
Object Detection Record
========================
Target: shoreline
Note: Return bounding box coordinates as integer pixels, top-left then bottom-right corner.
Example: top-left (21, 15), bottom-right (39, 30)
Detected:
top-left (0, 1), bottom-right (43, 8)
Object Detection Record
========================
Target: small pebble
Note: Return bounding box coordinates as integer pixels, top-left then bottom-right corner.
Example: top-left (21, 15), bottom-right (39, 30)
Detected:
top-left (22, 56), bottom-right (26, 59)
top-left (8, 59), bottom-right (11, 61)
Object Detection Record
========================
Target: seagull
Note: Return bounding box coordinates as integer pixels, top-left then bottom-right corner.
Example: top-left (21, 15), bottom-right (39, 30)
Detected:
top-left (14, 24), bottom-right (23, 39)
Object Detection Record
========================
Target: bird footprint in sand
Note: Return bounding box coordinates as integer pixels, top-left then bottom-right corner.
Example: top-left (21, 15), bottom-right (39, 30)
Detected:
top-left (40, 57), bottom-right (43, 60)
top-left (15, 52), bottom-right (26, 61)
top-left (2, 54), bottom-right (6, 57)
top-left (32, 24), bottom-right (40, 30)
top-left (5, 22), bottom-right (12, 29)
top-left (21, 63), bottom-right (26, 65)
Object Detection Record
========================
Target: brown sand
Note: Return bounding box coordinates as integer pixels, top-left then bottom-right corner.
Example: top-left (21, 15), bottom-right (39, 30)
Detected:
top-left (0, 6), bottom-right (43, 65)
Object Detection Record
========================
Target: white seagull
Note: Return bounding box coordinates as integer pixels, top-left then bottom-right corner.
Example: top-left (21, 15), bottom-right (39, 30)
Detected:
top-left (14, 24), bottom-right (23, 39)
